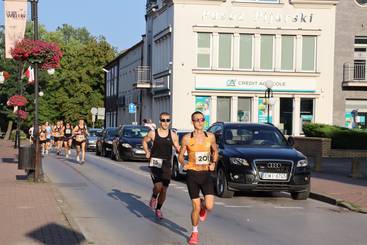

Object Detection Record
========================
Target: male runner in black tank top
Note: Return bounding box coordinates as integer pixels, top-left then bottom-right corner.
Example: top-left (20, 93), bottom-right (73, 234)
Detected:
top-left (142, 112), bottom-right (180, 219)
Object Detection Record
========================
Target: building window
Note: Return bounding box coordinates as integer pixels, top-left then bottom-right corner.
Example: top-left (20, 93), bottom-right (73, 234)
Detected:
top-left (217, 97), bottom-right (231, 122)
top-left (355, 0), bottom-right (367, 7)
top-left (218, 33), bottom-right (232, 69)
top-left (239, 34), bottom-right (253, 70)
top-left (300, 98), bottom-right (314, 134)
top-left (281, 35), bottom-right (295, 71)
top-left (238, 98), bottom-right (251, 122)
top-left (197, 33), bottom-right (211, 68)
top-left (260, 35), bottom-right (274, 70)
top-left (302, 36), bottom-right (316, 71)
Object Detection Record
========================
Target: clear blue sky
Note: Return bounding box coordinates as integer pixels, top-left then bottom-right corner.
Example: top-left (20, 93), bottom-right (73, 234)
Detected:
top-left (1, 0), bottom-right (146, 51)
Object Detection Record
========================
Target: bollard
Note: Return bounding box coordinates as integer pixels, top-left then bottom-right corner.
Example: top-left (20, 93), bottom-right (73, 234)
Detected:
top-left (313, 155), bottom-right (322, 172)
top-left (350, 158), bottom-right (363, 179)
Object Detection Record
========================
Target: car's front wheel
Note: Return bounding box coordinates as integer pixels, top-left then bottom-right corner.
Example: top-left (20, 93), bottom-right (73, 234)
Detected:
top-left (216, 167), bottom-right (234, 198)
top-left (290, 186), bottom-right (310, 200)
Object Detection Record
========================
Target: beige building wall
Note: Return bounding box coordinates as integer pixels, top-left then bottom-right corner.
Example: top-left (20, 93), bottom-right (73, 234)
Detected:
top-left (169, 0), bottom-right (337, 135)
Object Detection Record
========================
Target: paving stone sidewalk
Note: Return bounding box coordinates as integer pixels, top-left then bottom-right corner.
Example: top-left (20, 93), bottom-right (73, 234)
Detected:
top-left (0, 140), bottom-right (85, 245)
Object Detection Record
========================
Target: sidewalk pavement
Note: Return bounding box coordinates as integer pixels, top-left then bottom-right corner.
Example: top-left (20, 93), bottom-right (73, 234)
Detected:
top-left (0, 140), bottom-right (85, 245)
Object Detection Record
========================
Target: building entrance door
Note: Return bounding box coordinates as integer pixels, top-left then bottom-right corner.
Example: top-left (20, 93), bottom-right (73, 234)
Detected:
top-left (280, 98), bottom-right (293, 135)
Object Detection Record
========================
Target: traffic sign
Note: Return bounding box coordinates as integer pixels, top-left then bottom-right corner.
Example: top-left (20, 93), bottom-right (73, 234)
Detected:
top-left (128, 103), bottom-right (136, 114)
top-left (91, 107), bottom-right (98, 115)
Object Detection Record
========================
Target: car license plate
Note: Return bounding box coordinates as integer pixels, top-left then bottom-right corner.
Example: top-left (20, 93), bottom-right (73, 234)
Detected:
top-left (260, 172), bottom-right (287, 180)
top-left (134, 149), bottom-right (145, 154)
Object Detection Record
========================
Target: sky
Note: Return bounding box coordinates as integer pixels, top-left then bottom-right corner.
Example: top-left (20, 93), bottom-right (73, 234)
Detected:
top-left (0, 0), bottom-right (147, 52)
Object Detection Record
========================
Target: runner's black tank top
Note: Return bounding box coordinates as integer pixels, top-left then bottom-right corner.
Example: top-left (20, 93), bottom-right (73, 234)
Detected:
top-left (150, 129), bottom-right (173, 160)
top-left (64, 127), bottom-right (72, 137)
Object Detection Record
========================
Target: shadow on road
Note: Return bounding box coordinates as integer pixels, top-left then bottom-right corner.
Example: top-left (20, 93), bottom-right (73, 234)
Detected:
top-left (108, 189), bottom-right (188, 239)
top-left (1, 157), bottom-right (17, 164)
top-left (26, 222), bottom-right (85, 245)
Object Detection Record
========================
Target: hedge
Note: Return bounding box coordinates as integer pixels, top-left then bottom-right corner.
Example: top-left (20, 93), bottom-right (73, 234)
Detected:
top-left (9, 129), bottom-right (27, 141)
top-left (302, 123), bottom-right (367, 150)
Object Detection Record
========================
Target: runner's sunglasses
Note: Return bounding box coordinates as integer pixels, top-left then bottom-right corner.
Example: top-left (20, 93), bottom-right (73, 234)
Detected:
top-left (192, 118), bottom-right (205, 122)
top-left (160, 118), bottom-right (171, 122)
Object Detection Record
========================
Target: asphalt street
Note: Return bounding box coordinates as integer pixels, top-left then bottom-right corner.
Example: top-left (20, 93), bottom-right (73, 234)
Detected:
top-left (43, 151), bottom-right (367, 245)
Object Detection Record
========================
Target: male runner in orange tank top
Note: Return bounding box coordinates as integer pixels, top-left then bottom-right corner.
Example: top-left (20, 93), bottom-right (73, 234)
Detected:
top-left (179, 111), bottom-right (218, 245)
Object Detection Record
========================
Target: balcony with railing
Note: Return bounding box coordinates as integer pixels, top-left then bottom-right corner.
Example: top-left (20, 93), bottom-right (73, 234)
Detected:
top-left (343, 62), bottom-right (367, 87)
top-left (133, 66), bottom-right (152, 89)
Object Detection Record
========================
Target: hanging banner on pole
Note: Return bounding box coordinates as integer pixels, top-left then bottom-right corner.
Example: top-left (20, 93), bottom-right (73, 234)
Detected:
top-left (4, 0), bottom-right (27, 59)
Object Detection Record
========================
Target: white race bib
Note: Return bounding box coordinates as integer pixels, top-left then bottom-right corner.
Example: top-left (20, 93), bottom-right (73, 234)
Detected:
top-left (195, 152), bottom-right (210, 165)
top-left (65, 129), bottom-right (71, 134)
top-left (149, 158), bottom-right (163, 168)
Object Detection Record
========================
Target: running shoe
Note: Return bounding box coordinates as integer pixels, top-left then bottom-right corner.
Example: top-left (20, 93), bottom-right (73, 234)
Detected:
top-left (65, 154), bottom-right (69, 159)
top-left (149, 197), bottom-right (157, 209)
top-left (199, 199), bottom-right (207, 222)
top-left (68, 150), bottom-right (71, 155)
top-left (57, 151), bottom-right (60, 156)
top-left (155, 209), bottom-right (163, 219)
top-left (80, 160), bottom-right (85, 165)
top-left (188, 232), bottom-right (199, 245)
top-left (76, 155), bottom-right (80, 163)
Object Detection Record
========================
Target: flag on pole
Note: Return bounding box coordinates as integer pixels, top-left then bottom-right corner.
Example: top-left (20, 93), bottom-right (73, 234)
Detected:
top-left (24, 66), bottom-right (34, 84)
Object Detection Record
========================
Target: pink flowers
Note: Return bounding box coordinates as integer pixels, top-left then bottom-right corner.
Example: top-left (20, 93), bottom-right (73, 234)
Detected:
top-left (16, 110), bottom-right (28, 120)
top-left (10, 39), bottom-right (63, 69)
top-left (8, 95), bottom-right (28, 107)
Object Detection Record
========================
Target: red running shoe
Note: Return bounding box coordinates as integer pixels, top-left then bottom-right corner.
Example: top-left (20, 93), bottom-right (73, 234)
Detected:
top-left (188, 232), bottom-right (199, 245)
top-left (149, 197), bottom-right (157, 209)
top-left (155, 209), bottom-right (163, 219)
top-left (199, 199), bottom-right (207, 222)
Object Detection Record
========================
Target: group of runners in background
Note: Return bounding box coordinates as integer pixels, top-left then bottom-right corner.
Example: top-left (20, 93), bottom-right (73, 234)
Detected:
top-left (30, 119), bottom-right (89, 164)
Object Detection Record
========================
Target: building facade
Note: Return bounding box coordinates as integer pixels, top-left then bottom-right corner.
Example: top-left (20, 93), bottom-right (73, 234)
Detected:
top-left (104, 41), bottom-right (145, 127)
top-left (137, 0), bottom-right (338, 135)
top-left (333, 0), bottom-right (367, 129)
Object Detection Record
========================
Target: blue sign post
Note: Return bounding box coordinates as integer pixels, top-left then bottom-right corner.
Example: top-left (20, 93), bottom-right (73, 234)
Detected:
top-left (128, 103), bottom-right (137, 124)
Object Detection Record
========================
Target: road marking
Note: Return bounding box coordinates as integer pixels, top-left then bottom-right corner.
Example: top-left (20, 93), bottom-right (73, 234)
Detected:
top-left (215, 202), bottom-right (225, 205)
top-left (225, 205), bottom-right (252, 208)
top-left (274, 206), bottom-right (304, 209)
top-left (175, 186), bottom-right (185, 189)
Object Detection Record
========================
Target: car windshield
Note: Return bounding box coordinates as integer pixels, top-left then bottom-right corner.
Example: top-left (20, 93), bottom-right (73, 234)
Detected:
top-left (123, 127), bottom-right (149, 138)
top-left (223, 126), bottom-right (288, 147)
top-left (88, 130), bottom-right (101, 137)
top-left (108, 128), bottom-right (118, 136)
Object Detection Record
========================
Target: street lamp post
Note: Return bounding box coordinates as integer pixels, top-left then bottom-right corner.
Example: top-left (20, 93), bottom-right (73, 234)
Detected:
top-left (264, 80), bottom-right (274, 124)
top-left (30, 0), bottom-right (42, 182)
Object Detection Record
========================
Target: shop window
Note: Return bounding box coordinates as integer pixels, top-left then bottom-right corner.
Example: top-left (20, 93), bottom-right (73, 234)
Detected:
top-left (302, 36), bottom-right (316, 71)
top-left (260, 35), bottom-right (274, 70)
top-left (300, 98), bottom-right (314, 134)
top-left (217, 97), bottom-right (231, 122)
top-left (238, 98), bottom-right (251, 122)
top-left (218, 33), bottom-right (232, 69)
top-left (281, 35), bottom-right (295, 71)
top-left (239, 34), bottom-right (253, 70)
top-left (197, 33), bottom-right (211, 68)
top-left (345, 100), bottom-right (367, 129)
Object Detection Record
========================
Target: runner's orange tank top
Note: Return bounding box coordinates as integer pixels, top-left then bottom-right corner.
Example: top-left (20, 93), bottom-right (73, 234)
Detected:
top-left (186, 132), bottom-right (211, 171)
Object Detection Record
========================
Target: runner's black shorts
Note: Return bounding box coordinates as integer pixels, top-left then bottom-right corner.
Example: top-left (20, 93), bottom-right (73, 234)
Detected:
top-left (54, 137), bottom-right (62, 142)
top-left (150, 160), bottom-right (172, 187)
top-left (186, 170), bottom-right (215, 199)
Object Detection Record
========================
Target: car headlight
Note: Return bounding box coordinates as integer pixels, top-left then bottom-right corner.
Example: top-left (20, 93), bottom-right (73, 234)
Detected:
top-left (230, 158), bottom-right (250, 166)
top-left (122, 143), bottom-right (132, 148)
top-left (297, 159), bottom-right (308, 167)
top-left (106, 140), bottom-right (113, 144)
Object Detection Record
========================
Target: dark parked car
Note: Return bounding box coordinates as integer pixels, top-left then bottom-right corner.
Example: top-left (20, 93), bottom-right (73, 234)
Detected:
top-left (207, 122), bottom-right (311, 200)
top-left (111, 125), bottom-right (150, 161)
top-left (86, 128), bottom-right (103, 151)
top-left (171, 130), bottom-right (190, 180)
top-left (95, 127), bottom-right (119, 157)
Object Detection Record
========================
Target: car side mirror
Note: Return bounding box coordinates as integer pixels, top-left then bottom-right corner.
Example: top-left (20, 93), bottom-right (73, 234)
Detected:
top-left (287, 136), bottom-right (294, 146)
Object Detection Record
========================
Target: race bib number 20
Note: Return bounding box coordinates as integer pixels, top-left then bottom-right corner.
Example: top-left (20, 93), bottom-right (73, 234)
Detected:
top-left (195, 152), bottom-right (210, 165)
top-left (149, 158), bottom-right (163, 168)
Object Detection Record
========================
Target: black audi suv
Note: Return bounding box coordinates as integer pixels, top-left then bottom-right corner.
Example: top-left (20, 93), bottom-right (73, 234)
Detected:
top-left (208, 122), bottom-right (311, 200)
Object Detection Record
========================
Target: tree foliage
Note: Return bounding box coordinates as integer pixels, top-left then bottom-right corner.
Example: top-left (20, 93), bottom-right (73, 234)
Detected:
top-left (0, 23), bottom-right (116, 131)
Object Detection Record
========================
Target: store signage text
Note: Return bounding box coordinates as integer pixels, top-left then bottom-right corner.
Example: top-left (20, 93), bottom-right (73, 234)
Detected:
top-left (195, 76), bottom-right (317, 92)
top-left (202, 10), bottom-right (314, 24)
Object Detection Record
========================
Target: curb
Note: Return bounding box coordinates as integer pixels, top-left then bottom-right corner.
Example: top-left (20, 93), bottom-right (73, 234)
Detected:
top-left (310, 191), bottom-right (367, 214)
